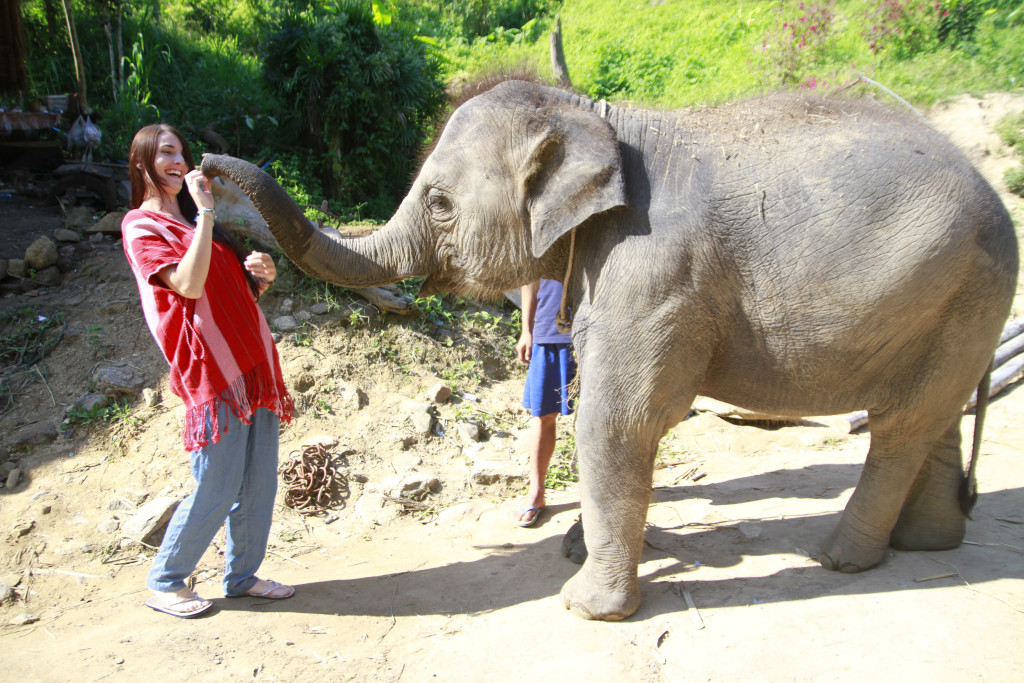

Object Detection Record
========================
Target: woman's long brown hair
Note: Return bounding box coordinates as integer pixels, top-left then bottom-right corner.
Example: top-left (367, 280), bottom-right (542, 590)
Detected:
top-left (128, 124), bottom-right (260, 298)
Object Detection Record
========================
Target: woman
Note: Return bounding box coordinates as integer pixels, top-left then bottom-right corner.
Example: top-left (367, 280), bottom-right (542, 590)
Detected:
top-left (121, 124), bottom-right (296, 618)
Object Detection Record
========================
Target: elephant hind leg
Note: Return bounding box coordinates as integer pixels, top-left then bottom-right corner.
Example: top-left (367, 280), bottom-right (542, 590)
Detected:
top-left (819, 411), bottom-right (951, 573)
top-left (890, 419), bottom-right (966, 551)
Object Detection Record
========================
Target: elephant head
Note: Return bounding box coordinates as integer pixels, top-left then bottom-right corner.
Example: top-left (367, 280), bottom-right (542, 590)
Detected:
top-left (201, 81), bottom-right (627, 299)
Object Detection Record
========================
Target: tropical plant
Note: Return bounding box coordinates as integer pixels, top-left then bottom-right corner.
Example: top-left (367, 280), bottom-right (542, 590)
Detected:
top-left (261, 1), bottom-right (446, 216)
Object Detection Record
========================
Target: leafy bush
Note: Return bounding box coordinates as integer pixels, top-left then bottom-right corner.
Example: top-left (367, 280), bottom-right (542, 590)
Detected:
top-left (997, 110), bottom-right (1024, 197)
top-left (757, 0), bottom-right (839, 86)
top-left (864, 0), bottom-right (988, 59)
top-left (261, 1), bottom-right (446, 216)
top-left (1005, 166), bottom-right (1024, 197)
top-left (382, 0), bottom-right (559, 43)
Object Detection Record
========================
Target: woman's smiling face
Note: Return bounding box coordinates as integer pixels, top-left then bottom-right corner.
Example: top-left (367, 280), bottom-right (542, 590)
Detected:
top-left (148, 131), bottom-right (188, 198)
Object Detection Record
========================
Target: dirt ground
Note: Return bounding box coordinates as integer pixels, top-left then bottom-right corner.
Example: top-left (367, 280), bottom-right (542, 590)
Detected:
top-left (1, 94), bottom-right (1023, 682)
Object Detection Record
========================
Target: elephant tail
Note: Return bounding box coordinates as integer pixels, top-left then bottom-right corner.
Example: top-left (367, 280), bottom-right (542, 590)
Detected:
top-left (959, 362), bottom-right (992, 518)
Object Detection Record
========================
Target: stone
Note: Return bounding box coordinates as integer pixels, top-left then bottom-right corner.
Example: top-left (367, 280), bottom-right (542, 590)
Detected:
top-left (11, 520), bottom-right (34, 537)
top-left (436, 502), bottom-right (491, 526)
top-left (426, 383), bottom-right (452, 404)
top-left (6, 469), bottom-right (20, 489)
top-left (93, 363), bottom-right (146, 397)
top-left (25, 236), bottom-right (58, 270)
top-left (142, 387), bottom-right (160, 407)
top-left (53, 227), bottom-right (80, 242)
top-left (738, 522), bottom-right (763, 540)
top-left (384, 472), bottom-right (439, 500)
top-left (273, 315), bottom-right (297, 332)
top-left (10, 422), bottom-right (57, 449)
top-left (0, 461), bottom-right (16, 476)
top-left (456, 421), bottom-right (481, 442)
top-left (122, 497), bottom-right (180, 544)
top-left (71, 393), bottom-right (109, 415)
top-left (295, 310), bottom-right (312, 323)
top-left (471, 459), bottom-right (525, 486)
top-left (410, 411), bottom-right (433, 436)
top-left (0, 259), bottom-right (7, 280)
top-left (9, 613), bottom-right (39, 626)
top-left (280, 298), bottom-right (295, 315)
top-left (0, 582), bottom-right (13, 603)
top-left (310, 302), bottom-right (330, 315)
top-left (7, 258), bottom-right (26, 279)
top-left (66, 206), bottom-right (94, 230)
top-left (354, 492), bottom-right (400, 525)
top-left (97, 519), bottom-right (121, 534)
top-left (84, 211), bottom-right (125, 234)
top-left (89, 232), bottom-right (104, 244)
top-left (32, 265), bottom-right (61, 286)
top-left (337, 383), bottom-right (366, 411)
top-left (54, 228), bottom-right (81, 242)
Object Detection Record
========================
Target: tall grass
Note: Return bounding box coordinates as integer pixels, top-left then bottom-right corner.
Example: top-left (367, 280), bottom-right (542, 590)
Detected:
top-left (440, 0), bottom-right (1024, 108)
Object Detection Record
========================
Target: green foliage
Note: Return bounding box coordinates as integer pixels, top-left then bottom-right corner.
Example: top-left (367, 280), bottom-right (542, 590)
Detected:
top-left (0, 308), bottom-right (64, 367)
top-left (1005, 166), bottom-right (1024, 197)
top-left (757, 1), bottom-right (840, 87)
top-left (998, 110), bottom-right (1024, 197)
top-left (381, 0), bottom-right (559, 43)
top-left (591, 40), bottom-right (675, 101)
top-left (261, 1), bottom-right (446, 216)
top-left (545, 432), bottom-right (578, 489)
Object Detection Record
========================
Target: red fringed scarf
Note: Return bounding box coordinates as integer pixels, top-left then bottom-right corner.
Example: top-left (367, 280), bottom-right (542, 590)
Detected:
top-left (122, 209), bottom-right (294, 451)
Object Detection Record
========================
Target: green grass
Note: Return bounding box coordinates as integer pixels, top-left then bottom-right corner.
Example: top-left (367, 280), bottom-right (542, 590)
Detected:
top-left (441, 0), bottom-right (1024, 109)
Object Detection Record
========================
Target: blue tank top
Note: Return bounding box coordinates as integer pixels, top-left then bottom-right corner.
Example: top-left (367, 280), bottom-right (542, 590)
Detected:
top-left (533, 279), bottom-right (571, 344)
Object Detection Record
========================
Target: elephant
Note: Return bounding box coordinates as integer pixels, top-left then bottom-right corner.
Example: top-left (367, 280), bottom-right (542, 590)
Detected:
top-left (201, 79), bottom-right (1019, 621)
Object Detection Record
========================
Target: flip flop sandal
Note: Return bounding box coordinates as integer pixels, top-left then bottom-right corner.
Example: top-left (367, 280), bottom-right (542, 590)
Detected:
top-left (145, 592), bottom-right (213, 618)
top-left (232, 579), bottom-right (295, 599)
top-left (516, 505), bottom-right (544, 527)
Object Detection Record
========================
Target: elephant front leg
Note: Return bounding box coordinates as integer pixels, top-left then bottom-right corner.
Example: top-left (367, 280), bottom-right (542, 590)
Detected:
top-left (560, 407), bottom-right (660, 621)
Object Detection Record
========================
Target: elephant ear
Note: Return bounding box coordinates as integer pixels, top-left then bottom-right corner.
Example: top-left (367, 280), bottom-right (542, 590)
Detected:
top-left (520, 105), bottom-right (626, 258)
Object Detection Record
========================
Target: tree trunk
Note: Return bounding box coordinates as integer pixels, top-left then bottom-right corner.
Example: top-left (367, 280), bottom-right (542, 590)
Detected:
top-left (0, 0), bottom-right (28, 94)
top-left (103, 10), bottom-right (117, 104)
top-left (60, 0), bottom-right (89, 112)
top-left (550, 16), bottom-right (572, 88)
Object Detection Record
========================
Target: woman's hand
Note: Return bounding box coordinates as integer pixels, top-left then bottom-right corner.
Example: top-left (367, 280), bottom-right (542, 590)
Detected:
top-left (244, 251), bottom-right (276, 291)
top-left (185, 169), bottom-right (214, 210)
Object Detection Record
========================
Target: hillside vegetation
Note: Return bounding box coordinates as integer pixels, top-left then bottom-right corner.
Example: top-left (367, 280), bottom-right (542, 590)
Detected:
top-left (14, 0), bottom-right (1024, 222)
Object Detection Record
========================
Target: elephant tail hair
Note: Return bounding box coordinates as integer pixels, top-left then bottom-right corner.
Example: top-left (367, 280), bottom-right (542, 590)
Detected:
top-left (959, 362), bottom-right (992, 518)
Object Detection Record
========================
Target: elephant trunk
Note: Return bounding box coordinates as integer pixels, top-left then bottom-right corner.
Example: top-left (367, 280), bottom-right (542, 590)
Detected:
top-left (200, 154), bottom-right (432, 288)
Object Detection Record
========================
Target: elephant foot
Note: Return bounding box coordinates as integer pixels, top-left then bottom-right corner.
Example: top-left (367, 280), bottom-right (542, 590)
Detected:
top-left (890, 511), bottom-right (965, 551)
top-left (560, 569), bottom-right (640, 621)
top-left (818, 528), bottom-right (888, 573)
top-left (561, 517), bottom-right (588, 565)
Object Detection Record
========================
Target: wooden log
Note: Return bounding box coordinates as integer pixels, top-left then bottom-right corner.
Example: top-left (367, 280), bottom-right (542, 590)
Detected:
top-left (968, 352), bottom-right (1024, 410)
top-left (550, 17), bottom-right (572, 88)
top-left (999, 316), bottom-right (1024, 344)
top-left (994, 329), bottom-right (1024, 368)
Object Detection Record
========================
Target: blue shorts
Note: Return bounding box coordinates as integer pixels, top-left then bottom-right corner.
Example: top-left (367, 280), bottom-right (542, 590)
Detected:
top-left (522, 343), bottom-right (577, 417)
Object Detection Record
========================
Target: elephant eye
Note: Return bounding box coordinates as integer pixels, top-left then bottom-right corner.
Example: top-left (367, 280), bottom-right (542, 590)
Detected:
top-left (427, 188), bottom-right (455, 222)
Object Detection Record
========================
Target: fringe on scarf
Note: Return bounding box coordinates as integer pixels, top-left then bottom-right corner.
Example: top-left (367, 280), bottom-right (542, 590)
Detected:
top-left (181, 361), bottom-right (295, 452)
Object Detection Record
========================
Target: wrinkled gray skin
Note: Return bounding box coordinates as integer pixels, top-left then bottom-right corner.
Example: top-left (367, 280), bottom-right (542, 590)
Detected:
top-left (202, 80), bottom-right (1018, 621)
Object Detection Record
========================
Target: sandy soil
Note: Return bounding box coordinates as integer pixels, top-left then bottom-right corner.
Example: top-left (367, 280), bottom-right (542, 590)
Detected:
top-left (1, 94), bottom-right (1022, 683)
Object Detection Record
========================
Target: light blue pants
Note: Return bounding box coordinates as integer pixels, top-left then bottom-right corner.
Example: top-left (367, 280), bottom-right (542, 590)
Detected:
top-left (147, 405), bottom-right (280, 597)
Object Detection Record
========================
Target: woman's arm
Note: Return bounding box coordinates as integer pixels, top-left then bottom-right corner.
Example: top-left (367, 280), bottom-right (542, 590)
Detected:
top-left (156, 170), bottom-right (215, 299)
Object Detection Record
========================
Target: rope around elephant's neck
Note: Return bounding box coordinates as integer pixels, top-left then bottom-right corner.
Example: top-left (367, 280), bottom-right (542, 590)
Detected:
top-left (555, 99), bottom-right (609, 334)
top-left (555, 226), bottom-right (576, 334)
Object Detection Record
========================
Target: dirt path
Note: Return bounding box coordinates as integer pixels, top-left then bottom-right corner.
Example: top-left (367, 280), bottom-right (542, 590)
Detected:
top-left (1, 94), bottom-right (1023, 682)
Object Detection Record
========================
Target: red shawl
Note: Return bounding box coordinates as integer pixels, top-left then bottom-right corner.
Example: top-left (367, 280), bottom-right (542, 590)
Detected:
top-left (122, 209), bottom-right (294, 451)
